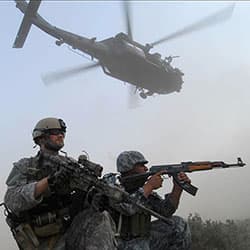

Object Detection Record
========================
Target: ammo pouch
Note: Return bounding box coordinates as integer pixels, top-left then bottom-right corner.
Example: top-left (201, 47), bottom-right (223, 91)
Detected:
top-left (9, 209), bottom-right (67, 249)
top-left (119, 212), bottom-right (151, 239)
top-left (32, 211), bottom-right (65, 238)
top-left (7, 209), bottom-right (67, 250)
top-left (11, 222), bottom-right (40, 250)
top-left (5, 210), bottom-right (40, 250)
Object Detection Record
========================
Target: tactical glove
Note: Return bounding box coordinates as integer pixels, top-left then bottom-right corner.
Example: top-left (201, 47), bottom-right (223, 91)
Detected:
top-left (48, 167), bottom-right (72, 194)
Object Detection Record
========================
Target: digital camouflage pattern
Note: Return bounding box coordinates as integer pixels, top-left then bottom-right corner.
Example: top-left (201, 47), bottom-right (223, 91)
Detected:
top-left (4, 153), bottom-right (117, 250)
top-left (103, 173), bottom-right (191, 250)
top-left (116, 151), bottom-right (148, 173)
top-left (149, 216), bottom-right (191, 250)
top-left (103, 173), bottom-right (176, 217)
top-left (117, 216), bottom-right (191, 250)
top-left (4, 150), bottom-right (190, 250)
top-left (65, 209), bottom-right (117, 250)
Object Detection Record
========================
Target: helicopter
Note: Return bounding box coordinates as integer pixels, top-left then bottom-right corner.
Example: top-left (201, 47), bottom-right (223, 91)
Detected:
top-left (13, 0), bottom-right (234, 99)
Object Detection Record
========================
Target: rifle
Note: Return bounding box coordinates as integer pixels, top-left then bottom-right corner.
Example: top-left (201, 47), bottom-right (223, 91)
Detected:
top-left (42, 153), bottom-right (172, 224)
top-left (120, 157), bottom-right (245, 196)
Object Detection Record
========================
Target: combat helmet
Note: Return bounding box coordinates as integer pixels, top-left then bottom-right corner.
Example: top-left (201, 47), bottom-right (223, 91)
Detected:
top-left (117, 151), bottom-right (148, 173)
top-left (32, 117), bottom-right (66, 143)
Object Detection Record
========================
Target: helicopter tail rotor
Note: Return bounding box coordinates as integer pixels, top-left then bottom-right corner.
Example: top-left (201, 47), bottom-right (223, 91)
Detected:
top-left (42, 63), bottom-right (100, 85)
top-left (13, 0), bottom-right (42, 48)
top-left (150, 3), bottom-right (235, 47)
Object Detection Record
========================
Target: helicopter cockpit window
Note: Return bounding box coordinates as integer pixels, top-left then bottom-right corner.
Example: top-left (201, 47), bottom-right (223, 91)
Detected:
top-left (152, 53), bottom-right (161, 60)
top-left (147, 52), bottom-right (163, 66)
top-left (124, 41), bottom-right (145, 57)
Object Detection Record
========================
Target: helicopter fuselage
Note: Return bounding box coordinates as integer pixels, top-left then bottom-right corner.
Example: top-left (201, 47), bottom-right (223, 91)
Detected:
top-left (97, 34), bottom-right (183, 95)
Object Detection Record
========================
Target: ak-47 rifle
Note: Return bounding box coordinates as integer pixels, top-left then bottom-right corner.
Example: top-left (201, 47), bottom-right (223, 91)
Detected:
top-left (120, 157), bottom-right (245, 196)
top-left (42, 153), bottom-right (172, 224)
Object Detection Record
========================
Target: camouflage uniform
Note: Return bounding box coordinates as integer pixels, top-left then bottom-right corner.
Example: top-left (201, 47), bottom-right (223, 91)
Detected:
top-left (4, 152), bottom-right (117, 250)
top-left (103, 150), bottom-right (191, 250)
top-left (116, 216), bottom-right (191, 250)
top-left (104, 173), bottom-right (191, 250)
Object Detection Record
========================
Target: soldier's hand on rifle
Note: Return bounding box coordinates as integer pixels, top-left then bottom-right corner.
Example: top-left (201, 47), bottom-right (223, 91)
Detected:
top-left (168, 172), bottom-right (192, 208)
top-left (143, 171), bottom-right (165, 197)
top-left (173, 172), bottom-right (191, 191)
top-left (176, 172), bottom-right (191, 183)
top-left (48, 167), bottom-right (72, 194)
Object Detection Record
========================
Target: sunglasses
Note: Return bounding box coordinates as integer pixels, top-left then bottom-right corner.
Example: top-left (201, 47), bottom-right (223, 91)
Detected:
top-left (47, 129), bottom-right (65, 136)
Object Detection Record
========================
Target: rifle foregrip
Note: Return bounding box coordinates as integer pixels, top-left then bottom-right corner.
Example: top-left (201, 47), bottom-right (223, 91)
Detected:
top-left (172, 174), bottom-right (198, 196)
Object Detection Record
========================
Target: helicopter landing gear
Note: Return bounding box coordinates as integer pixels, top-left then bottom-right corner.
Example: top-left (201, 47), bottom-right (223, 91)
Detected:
top-left (139, 92), bottom-right (147, 99)
top-left (146, 91), bottom-right (153, 96)
top-left (55, 39), bottom-right (64, 46)
top-left (139, 90), bottom-right (153, 99)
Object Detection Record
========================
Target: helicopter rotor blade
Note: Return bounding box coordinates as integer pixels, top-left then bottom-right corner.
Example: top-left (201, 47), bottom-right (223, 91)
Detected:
top-left (123, 0), bottom-right (133, 39)
top-left (127, 84), bottom-right (140, 109)
top-left (150, 4), bottom-right (235, 46)
top-left (42, 62), bottom-right (100, 85)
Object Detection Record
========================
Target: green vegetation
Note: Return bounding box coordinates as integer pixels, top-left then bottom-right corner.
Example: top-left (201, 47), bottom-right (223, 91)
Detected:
top-left (188, 214), bottom-right (250, 250)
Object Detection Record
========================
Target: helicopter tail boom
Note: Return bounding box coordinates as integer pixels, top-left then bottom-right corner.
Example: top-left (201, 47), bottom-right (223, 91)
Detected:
top-left (13, 0), bottom-right (41, 48)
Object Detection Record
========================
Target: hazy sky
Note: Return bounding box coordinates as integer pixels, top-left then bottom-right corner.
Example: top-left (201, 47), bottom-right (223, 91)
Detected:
top-left (1, 1), bottom-right (250, 248)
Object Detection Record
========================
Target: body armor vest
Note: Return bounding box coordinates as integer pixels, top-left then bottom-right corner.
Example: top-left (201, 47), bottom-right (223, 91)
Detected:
top-left (112, 210), bottom-right (151, 239)
top-left (16, 153), bottom-right (87, 237)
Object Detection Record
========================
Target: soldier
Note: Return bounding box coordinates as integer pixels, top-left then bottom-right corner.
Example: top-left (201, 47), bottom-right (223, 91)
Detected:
top-left (4, 117), bottom-right (117, 250)
top-left (103, 150), bottom-right (191, 250)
